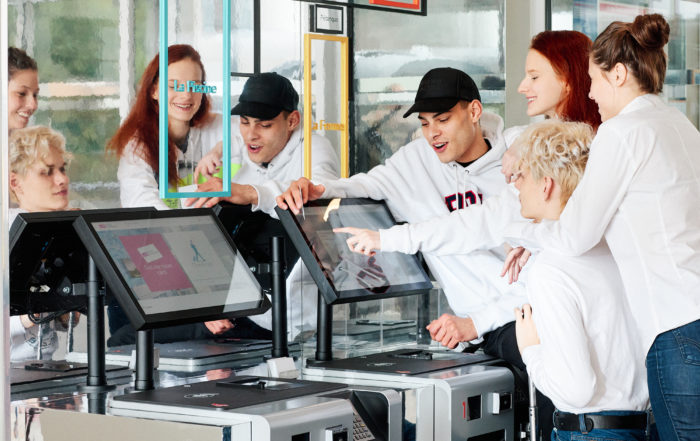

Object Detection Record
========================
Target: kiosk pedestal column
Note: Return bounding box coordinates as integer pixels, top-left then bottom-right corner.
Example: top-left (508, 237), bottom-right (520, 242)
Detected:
top-left (135, 330), bottom-right (154, 391)
top-left (79, 257), bottom-right (115, 393)
top-left (315, 295), bottom-right (333, 362)
top-left (271, 236), bottom-right (289, 358)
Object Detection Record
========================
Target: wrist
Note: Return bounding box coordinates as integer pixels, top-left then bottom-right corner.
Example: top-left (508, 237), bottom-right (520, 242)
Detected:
top-left (20, 314), bottom-right (36, 329)
top-left (246, 185), bottom-right (258, 205)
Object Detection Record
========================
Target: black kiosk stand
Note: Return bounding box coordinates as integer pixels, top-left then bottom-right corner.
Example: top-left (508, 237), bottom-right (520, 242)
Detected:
top-left (275, 199), bottom-right (515, 441)
top-left (275, 198), bottom-right (442, 365)
top-left (72, 208), bottom-right (273, 390)
top-left (8, 210), bottom-right (148, 399)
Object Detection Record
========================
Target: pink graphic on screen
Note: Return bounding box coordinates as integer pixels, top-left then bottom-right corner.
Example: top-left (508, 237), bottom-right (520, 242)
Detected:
top-left (119, 234), bottom-right (193, 292)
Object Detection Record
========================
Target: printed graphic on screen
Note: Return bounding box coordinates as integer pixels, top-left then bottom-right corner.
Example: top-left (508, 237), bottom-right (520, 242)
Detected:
top-left (295, 201), bottom-right (426, 294)
top-left (92, 216), bottom-right (260, 315)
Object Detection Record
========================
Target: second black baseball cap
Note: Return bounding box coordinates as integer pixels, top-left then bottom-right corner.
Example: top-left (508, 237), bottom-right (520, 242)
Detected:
top-left (231, 72), bottom-right (299, 120)
top-left (403, 67), bottom-right (481, 118)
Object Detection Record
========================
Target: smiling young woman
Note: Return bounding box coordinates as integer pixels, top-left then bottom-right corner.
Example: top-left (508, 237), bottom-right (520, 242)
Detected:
top-left (106, 44), bottom-right (222, 210)
top-left (8, 47), bottom-right (39, 132)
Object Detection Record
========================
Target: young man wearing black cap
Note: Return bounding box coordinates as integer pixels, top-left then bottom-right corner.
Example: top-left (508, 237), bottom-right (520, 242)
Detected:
top-left (278, 67), bottom-right (526, 348)
top-left (278, 67), bottom-right (558, 438)
top-left (188, 72), bottom-right (339, 336)
top-left (189, 72), bottom-right (339, 215)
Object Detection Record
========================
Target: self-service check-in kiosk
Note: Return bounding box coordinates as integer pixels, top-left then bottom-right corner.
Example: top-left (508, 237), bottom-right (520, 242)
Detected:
top-left (66, 203), bottom-right (302, 372)
top-left (276, 198), bottom-right (516, 441)
top-left (8, 209), bottom-right (156, 398)
top-left (45, 208), bottom-right (400, 441)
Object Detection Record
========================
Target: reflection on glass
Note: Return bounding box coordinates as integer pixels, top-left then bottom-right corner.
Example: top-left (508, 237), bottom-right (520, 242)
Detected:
top-left (352, 0), bottom-right (506, 172)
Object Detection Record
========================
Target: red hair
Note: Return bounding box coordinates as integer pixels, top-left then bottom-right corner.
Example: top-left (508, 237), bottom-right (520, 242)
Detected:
top-left (530, 31), bottom-right (601, 131)
top-left (107, 44), bottom-right (212, 185)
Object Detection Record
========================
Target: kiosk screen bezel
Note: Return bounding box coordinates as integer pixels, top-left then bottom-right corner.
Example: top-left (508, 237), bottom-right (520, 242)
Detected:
top-left (73, 208), bottom-right (270, 330)
top-left (275, 198), bottom-right (432, 305)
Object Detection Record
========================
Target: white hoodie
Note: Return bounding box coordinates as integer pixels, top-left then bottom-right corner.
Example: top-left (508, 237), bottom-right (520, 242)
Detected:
top-left (118, 114), bottom-right (226, 210)
top-left (318, 113), bottom-right (527, 338)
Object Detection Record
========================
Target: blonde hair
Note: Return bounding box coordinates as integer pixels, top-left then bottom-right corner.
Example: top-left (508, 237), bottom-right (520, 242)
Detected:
top-left (514, 120), bottom-right (593, 207)
top-left (9, 126), bottom-right (72, 202)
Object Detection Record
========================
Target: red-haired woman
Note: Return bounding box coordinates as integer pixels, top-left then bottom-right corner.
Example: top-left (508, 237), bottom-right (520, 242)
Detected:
top-left (107, 44), bottom-right (222, 210)
top-left (106, 45), bottom-right (270, 343)
top-left (501, 30), bottom-right (601, 180)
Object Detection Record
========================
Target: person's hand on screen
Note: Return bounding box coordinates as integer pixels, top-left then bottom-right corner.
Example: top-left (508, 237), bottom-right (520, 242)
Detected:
top-left (333, 227), bottom-right (380, 256)
top-left (276, 177), bottom-right (325, 214)
top-left (514, 304), bottom-right (539, 354)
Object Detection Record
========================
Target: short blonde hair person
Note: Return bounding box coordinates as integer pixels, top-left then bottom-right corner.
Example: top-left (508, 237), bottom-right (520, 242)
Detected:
top-left (9, 126), bottom-right (72, 202)
top-left (514, 120), bottom-right (593, 207)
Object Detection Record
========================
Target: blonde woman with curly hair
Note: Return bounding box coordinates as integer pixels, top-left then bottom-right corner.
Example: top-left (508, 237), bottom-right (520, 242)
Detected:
top-left (8, 126), bottom-right (73, 361)
top-left (511, 120), bottom-right (652, 441)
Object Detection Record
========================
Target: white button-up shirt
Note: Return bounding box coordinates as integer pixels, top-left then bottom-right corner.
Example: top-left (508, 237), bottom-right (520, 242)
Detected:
top-left (506, 94), bottom-right (700, 353)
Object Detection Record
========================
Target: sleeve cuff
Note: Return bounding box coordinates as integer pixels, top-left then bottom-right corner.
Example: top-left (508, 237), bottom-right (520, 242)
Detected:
top-left (10, 316), bottom-right (26, 338)
top-left (521, 344), bottom-right (542, 367)
top-left (250, 184), bottom-right (276, 216)
top-left (379, 225), bottom-right (412, 254)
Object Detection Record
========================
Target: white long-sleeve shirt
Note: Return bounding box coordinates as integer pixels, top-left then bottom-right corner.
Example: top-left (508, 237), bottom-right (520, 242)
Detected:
top-left (505, 94), bottom-right (700, 353)
top-left (522, 241), bottom-right (649, 413)
top-left (318, 113), bottom-right (527, 338)
top-left (224, 124), bottom-right (340, 334)
top-left (231, 124), bottom-right (340, 216)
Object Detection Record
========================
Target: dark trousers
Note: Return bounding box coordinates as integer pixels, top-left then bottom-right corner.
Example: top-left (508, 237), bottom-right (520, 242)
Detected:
top-left (482, 321), bottom-right (555, 441)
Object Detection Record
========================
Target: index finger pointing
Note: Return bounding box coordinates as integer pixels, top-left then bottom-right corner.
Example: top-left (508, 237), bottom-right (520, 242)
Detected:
top-left (333, 227), bottom-right (358, 234)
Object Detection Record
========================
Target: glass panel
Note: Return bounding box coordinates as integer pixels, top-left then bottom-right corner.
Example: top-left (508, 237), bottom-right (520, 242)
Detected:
top-left (551, 0), bottom-right (700, 128)
top-left (231, 1), bottom-right (255, 76)
top-left (352, 0), bottom-right (506, 173)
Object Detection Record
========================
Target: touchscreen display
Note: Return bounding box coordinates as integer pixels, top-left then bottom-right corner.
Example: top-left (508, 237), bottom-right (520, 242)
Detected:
top-left (276, 199), bottom-right (432, 304)
top-left (89, 214), bottom-right (262, 317)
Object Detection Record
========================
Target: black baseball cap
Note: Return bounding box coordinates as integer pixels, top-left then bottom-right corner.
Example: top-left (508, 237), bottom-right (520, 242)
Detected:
top-left (231, 72), bottom-right (299, 120)
top-left (403, 67), bottom-right (481, 118)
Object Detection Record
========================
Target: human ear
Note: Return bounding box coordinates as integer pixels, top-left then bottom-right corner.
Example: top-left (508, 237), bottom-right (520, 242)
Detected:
top-left (470, 100), bottom-right (483, 123)
top-left (288, 110), bottom-right (301, 131)
top-left (10, 172), bottom-right (22, 196)
top-left (150, 82), bottom-right (159, 101)
top-left (542, 176), bottom-right (555, 202)
top-left (612, 62), bottom-right (628, 87)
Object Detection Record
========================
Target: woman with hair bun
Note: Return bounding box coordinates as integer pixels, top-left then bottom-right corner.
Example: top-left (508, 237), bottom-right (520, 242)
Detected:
top-left (505, 14), bottom-right (700, 440)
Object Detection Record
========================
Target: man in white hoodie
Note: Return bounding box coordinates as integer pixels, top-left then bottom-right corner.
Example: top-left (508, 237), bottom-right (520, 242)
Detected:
top-left (278, 67), bottom-right (526, 352)
top-left (278, 66), bottom-right (553, 436)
